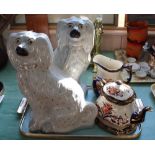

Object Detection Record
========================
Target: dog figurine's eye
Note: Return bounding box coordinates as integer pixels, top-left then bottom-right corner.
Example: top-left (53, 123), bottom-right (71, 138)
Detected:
top-left (16, 38), bottom-right (20, 44)
top-left (28, 39), bottom-right (34, 45)
top-left (68, 23), bottom-right (73, 28)
top-left (78, 24), bottom-right (83, 29)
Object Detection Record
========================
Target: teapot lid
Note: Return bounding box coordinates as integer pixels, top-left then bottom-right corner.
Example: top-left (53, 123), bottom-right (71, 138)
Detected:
top-left (102, 81), bottom-right (135, 105)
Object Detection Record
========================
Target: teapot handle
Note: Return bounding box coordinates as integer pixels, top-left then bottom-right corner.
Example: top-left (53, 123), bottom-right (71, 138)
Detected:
top-left (92, 76), bottom-right (111, 97)
top-left (92, 76), bottom-right (107, 97)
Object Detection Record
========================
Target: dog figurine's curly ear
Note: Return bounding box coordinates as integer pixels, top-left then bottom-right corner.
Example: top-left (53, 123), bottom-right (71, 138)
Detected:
top-left (56, 19), bottom-right (69, 49)
top-left (80, 16), bottom-right (95, 53)
top-left (34, 33), bottom-right (54, 70)
top-left (54, 19), bottom-right (70, 68)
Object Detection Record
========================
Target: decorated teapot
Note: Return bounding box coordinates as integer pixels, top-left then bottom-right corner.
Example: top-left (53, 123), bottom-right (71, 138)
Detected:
top-left (93, 78), bottom-right (152, 135)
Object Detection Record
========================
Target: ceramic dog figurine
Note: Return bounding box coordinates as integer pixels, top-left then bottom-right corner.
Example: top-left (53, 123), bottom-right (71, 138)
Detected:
top-left (54, 16), bottom-right (95, 81)
top-left (7, 31), bottom-right (97, 133)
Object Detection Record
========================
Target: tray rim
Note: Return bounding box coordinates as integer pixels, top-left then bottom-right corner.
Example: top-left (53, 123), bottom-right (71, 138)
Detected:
top-left (19, 105), bottom-right (142, 140)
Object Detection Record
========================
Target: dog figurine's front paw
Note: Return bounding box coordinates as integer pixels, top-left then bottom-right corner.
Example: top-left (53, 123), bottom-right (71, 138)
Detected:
top-left (80, 103), bottom-right (98, 127)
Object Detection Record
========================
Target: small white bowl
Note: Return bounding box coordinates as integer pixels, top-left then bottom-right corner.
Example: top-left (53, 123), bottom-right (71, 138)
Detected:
top-left (135, 70), bottom-right (147, 78)
top-left (139, 61), bottom-right (151, 73)
top-left (127, 57), bottom-right (136, 63)
top-left (151, 83), bottom-right (155, 97)
top-left (139, 61), bottom-right (148, 67)
top-left (150, 69), bottom-right (155, 79)
top-left (126, 63), bottom-right (140, 73)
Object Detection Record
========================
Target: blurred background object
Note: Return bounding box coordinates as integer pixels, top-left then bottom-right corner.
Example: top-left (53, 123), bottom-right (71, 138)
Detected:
top-left (126, 21), bottom-right (148, 59)
top-left (91, 17), bottom-right (104, 59)
top-left (25, 14), bottom-right (49, 36)
top-left (0, 14), bottom-right (16, 70)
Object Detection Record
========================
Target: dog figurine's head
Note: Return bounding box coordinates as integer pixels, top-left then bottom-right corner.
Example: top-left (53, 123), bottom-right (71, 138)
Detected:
top-left (7, 31), bottom-right (53, 71)
top-left (57, 16), bottom-right (95, 52)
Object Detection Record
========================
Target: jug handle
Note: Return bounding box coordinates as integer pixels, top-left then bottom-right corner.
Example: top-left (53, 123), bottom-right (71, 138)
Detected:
top-left (122, 65), bottom-right (132, 84)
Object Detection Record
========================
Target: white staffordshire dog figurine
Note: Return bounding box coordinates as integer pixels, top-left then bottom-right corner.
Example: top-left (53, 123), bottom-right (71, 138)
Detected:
top-left (54, 16), bottom-right (95, 81)
top-left (7, 31), bottom-right (97, 133)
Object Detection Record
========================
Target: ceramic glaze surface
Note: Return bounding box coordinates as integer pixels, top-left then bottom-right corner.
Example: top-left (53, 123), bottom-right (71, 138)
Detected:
top-left (95, 81), bottom-right (138, 134)
top-left (93, 54), bottom-right (132, 83)
top-left (96, 95), bottom-right (137, 130)
top-left (93, 54), bottom-right (123, 80)
top-left (94, 78), bottom-right (151, 135)
top-left (54, 16), bottom-right (95, 81)
top-left (7, 31), bottom-right (97, 133)
top-left (103, 82), bottom-right (134, 101)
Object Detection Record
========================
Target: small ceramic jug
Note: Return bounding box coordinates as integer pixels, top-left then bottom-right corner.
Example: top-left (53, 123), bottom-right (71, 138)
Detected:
top-left (93, 54), bottom-right (132, 83)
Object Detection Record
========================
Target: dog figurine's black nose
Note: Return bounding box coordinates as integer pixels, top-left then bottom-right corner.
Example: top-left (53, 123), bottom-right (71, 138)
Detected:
top-left (70, 29), bottom-right (80, 38)
top-left (16, 46), bottom-right (28, 56)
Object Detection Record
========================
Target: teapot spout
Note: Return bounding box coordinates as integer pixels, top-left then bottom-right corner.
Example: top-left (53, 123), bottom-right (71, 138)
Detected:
top-left (130, 106), bottom-right (152, 124)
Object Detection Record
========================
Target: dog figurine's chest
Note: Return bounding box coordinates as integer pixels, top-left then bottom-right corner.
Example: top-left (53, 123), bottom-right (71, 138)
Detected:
top-left (66, 46), bottom-right (88, 65)
top-left (17, 70), bottom-right (48, 99)
top-left (63, 46), bottom-right (89, 80)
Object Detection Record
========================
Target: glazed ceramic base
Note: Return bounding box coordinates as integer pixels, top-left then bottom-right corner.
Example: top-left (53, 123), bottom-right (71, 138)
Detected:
top-left (96, 116), bottom-right (137, 135)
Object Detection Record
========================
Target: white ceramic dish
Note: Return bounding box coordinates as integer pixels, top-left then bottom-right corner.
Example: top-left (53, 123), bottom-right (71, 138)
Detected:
top-left (151, 83), bottom-right (155, 97)
top-left (126, 63), bottom-right (140, 73)
top-left (135, 70), bottom-right (147, 78)
top-left (127, 57), bottom-right (136, 63)
top-left (139, 61), bottom-right (148, 67)
top-left (150, 69), bottom-right (155, 79)
top-left (139, 61), bottom-right (150, 73)
top-left (140, 66), bottom-right (150, 73)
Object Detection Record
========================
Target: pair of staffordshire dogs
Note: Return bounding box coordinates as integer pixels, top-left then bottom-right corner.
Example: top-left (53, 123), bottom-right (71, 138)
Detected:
top-left (7, 16), bottom-right (97, 133)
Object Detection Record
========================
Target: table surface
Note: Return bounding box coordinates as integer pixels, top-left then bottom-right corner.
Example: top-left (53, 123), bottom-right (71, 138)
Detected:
top-left (0, 51), bottom-right (155, 140)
